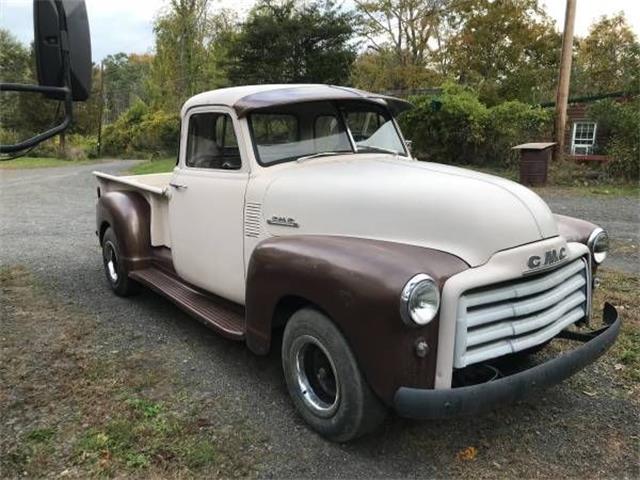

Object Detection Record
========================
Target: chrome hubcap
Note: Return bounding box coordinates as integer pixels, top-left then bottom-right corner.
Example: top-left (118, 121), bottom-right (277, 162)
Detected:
top-left (105, 242), bottom-right (118, 283)
top-left (292, 335), bottom-right (339, 417)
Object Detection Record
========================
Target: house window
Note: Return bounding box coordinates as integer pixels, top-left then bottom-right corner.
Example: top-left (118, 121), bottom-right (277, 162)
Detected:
top-left (571, 121), bottom-right (597, 155)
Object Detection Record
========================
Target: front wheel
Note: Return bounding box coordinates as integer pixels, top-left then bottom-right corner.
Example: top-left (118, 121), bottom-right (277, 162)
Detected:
top-left (102, 227), bottom-right (138, 297)
top-left (282, 308), bottom-right (387, 442)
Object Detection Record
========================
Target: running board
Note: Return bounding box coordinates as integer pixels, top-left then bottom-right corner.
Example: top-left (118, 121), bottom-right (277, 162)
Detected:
top-left (130, 267), bottom-right (245, 340)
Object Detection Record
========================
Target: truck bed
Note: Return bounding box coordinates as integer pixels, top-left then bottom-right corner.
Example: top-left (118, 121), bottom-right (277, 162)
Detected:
top-left (94, 171), bottom-right (172, 247)
top-left (93, 171), bottom-right (172, 196)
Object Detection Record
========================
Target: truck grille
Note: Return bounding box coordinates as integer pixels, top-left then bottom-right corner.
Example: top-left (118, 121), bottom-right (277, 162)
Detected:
top-left (453, 257), bottom-right (590, 368)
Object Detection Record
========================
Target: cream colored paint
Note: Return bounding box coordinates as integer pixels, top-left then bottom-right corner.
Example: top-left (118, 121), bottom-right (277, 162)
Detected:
top-left (167, 106), bottom-right (251, 304)
top-left (94, 172), bottom-right (173, 247)
top-left (258, 155), bottom-right (558, 267)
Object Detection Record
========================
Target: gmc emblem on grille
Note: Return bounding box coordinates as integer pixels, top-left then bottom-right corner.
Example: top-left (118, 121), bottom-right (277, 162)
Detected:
top-left (527, 247), bottom-right (567, 270)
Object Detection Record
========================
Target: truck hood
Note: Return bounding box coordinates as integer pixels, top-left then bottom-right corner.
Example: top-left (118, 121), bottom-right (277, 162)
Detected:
top-left (261, 156), bottom-right (558, 267)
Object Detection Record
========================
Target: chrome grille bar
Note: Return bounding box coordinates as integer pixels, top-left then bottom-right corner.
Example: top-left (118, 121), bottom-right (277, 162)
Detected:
top-left (454, 258), bottom-right (590, 368)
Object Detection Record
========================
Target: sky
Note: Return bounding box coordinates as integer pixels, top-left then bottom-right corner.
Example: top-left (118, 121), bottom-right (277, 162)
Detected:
top-left (1, 0), bottom-right (639, 62)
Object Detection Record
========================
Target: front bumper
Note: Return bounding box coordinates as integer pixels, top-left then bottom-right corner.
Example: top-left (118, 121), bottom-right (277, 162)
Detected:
top-left (394, 303), bottom-right (620, 419)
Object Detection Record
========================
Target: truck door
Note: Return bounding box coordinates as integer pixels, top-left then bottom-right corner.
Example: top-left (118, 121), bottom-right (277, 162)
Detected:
top-left (168, 107), bottom-right (249, 304)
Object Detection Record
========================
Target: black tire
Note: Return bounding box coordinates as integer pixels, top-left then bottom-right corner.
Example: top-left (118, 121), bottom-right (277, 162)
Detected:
top-left (102, 227), bottom-right (138, 297)
top-left (282, 308), bottom-right (387, 442)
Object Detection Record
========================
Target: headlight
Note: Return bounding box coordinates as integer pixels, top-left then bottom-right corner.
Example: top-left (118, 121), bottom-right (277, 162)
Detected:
top-left (588, 228), bottom-right (609, 264)
top-left (400, 274), bottom-right (440, 326)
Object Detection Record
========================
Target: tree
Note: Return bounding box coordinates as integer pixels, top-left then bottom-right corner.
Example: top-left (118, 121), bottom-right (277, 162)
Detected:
top-left (0, 29), bottom-right (60, 143)
top-left (149, 0), bottom-right (238, 111)
top-left (71, 64), bottom-right (103, 136)
top-left (443, 0), bottom-right (560, 105)
top-left (351, 48), bottom-right (441, 91)
top-left (352, 0), bottom-right (560, 99)
top-left (354, 0), bottom-right (447, 68)
top-left (572, 13), bottom-right (640, 96)
top-left (226, 0), bottom-right (357, 85)
top-left (150, 0), bottom-right (214, 110)
top-left (102, 53), bottom-right (153, 123)
top-left (0, 29), bottom-right (31, 141)
top-left (589, 98), bottom-right (640, 181)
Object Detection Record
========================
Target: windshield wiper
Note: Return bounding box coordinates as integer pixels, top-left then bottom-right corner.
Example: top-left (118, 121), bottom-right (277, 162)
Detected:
top-left (356, 145), bottom-right (400, 155)
top-left (296, 151), bottom-right (345, 163)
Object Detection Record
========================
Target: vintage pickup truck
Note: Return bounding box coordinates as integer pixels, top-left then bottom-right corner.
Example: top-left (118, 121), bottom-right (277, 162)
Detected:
top-left (94, 84), bottom-right (619, 441)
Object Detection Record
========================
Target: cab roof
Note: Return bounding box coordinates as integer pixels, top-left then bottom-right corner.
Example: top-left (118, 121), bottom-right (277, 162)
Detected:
top-left (181, 84), bottom-right (413, 118)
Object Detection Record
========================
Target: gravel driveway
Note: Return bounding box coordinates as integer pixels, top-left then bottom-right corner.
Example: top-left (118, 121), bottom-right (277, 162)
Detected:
top-left (1, 161), bottom-right (638, 478)
top-left (542, 192), bottom-right (639, 275)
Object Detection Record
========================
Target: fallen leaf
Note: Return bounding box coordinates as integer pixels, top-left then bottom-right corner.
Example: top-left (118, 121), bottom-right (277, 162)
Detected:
top-left (583, 390), bottom-right (597, 397)
top-left (457, 446), bottom-right (478, 461)
top-left (614, 363), bottom-right (625, 371)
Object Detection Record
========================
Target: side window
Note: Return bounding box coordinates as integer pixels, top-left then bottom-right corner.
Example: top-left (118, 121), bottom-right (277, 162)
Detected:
top-left (186, 112), bottom-right (241, 170)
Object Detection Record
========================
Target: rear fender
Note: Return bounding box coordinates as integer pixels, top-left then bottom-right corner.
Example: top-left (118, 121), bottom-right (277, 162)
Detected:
top-left (96, 191), bottom-right (151, 270)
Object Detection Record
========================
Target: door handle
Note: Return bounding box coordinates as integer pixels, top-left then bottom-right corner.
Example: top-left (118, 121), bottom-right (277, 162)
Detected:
top-left (169, 182), bottom-right (188, 190)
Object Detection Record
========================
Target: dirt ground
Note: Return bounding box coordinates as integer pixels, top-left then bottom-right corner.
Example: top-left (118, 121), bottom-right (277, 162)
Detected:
top-left (1, 161), bottom-right (639, 479)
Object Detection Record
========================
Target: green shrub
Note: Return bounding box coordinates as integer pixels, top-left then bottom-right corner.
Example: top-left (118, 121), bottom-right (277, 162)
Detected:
top-left (0, 127), bottom-right (20, 146)
top-left (102, 100), bottom-right (180, 158)
top-left (399, 83), bottom-right (552, 167)
top-left (0, 129), bottom-right (60, 158)
top-left (588, 98), bottom-right (640, 181)
top-left (401, 83), bottom-right (488, 164)
top-left (27, 134), bottom-right (97, 160)
top-left (30, 138), bottom-right (59, 158)
top-left (485, 101), bottom-right (552, 168)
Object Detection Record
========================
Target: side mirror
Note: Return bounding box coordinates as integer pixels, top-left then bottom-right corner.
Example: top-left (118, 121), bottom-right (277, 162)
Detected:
top-left (0, 0), bottom-right (92, 154)
top-left (35, 0), bottom-right (92, 101)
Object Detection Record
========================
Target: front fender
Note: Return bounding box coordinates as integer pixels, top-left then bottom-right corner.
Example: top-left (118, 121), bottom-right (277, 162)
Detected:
top-left (554, 214), bottom-right (598, 244)
top-left (96, 191), bottom-right (151, 270)
top-left (245, 235), bottom-right (468, 404)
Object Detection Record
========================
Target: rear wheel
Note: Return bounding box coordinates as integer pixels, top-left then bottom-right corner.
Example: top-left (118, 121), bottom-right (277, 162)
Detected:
top-left (282, 308), bottom-right (387, 442)
top-left (102, 227), bottom-right (138, 296)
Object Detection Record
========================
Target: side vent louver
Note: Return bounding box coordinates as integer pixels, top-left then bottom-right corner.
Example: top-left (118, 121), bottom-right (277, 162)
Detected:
top-left (244, 202), bottom-right (262, 238)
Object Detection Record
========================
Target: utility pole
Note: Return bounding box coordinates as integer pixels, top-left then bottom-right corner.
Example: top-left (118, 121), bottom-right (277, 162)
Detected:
top-left (97, 61), bottom-right (104, 157)
top-left (553, 0), bottom-right (577, 161)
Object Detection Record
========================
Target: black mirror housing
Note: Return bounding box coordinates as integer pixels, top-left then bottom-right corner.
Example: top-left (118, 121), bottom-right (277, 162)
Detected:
top-left (34, 0), bottom-right (92, 101)
top-left (0, 0), bottom-right (91, 154)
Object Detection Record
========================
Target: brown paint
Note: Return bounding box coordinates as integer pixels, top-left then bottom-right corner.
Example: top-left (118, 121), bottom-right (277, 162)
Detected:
top-left (130, 267), bottom-right (245, 340)
top-left (96, 191), bottom-right (152, 271)
top-left (554, 213), bottom-right (601, 275)
top-left (233, 85), bottom-right (413, 118)
top-left (245, 235), bottom-right (469, 404)
top-left (554, 214), bottom-right (597, 244)
top-left (151, 246), bottom-right (176, 275)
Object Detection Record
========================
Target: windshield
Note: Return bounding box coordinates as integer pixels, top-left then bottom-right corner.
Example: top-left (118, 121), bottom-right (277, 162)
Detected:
top-left (248, 100), bottom-right (407, 166)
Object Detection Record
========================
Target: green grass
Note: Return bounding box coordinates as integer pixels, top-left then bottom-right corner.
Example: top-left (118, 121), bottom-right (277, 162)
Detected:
top-left (593, 268), bottom-right (640, 384)
top-left (74, 396), bottom-right (227, 475)
top-left (0, 156), bottom-right (95, 169)
top-left (1, 266), bottom-right (263, 478)
top-left (25, 428), bottom-right (57, 443)
top-left (128, 158), bottom-right (176, 175)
